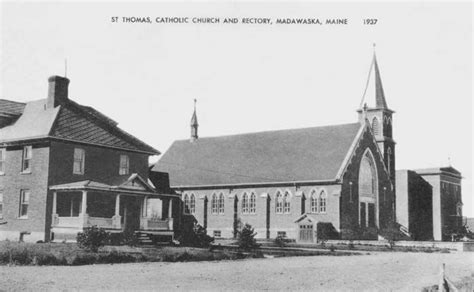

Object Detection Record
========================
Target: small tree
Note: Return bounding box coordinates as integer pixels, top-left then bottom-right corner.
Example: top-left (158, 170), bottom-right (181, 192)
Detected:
top-left (77, 226), bottom-right (109, 252)
top-left (237, 223), bottom-right (259, 250)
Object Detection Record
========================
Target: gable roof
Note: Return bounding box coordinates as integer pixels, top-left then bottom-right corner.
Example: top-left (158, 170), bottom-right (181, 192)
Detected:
top-left (0, 98), bottom-right (159, 155)
top-left (49, 173), bottom-right (170, 196)
top-left (152, 123), bottom-right (362, 187)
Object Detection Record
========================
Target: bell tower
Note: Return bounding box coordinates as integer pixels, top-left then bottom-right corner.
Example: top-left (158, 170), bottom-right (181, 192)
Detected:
top-left (357, 48), bottom-right (396, 183)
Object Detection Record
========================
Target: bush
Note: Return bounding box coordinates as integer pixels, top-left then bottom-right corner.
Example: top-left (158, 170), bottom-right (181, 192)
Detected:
top-left (97, 251), bottom-right (137, 264)
top-left (237, 223), bottom-right (260, 250)
top-left (274, 235), bottom-right (287, 247)
top-left (77, 226), bottom-right (109, 252)
top-left (71, 253), bottom-right (98, 265)
top-left (178, 224), bottom-right (214, 248)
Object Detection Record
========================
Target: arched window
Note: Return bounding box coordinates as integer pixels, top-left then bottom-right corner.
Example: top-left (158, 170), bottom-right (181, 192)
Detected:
top-left (319, 190), bottom-right (327, 213)
top-left (250, 193), bottom-right (256, 214)
top-left (183, 194), bottom-right (190, 214)
top-left (387, 147), bottom-right (392, 176)
top-left (218, 193), bottom-right (225, 214)
top-left (189, 194), bottom-right (196, 214)
top-left (211, 193), bottom-right (218, 214)
top-left (372, 117), bottom-right (380, 136)
top-left (310, 190), bottom-right (318, 213)
top-left (283, 191), bottom-right (291, 213)
top-left (359, 154), bottom-right (376, 197)
top-left (242, 192), bottom-right (249, 214)
top-left (275, 191), bottom-right (283, 214)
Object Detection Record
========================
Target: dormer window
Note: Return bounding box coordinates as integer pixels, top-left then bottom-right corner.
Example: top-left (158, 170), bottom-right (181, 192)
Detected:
top-left (119, 155), bottom-right (130, 175)
top-left (21, 146), bottom-right (32, 173)
top-left (73, 148), bottom-right (85, 175)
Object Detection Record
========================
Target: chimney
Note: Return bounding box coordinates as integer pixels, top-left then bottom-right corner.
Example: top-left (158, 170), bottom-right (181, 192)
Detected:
top-left (47, 75), bottom-right (70, 108)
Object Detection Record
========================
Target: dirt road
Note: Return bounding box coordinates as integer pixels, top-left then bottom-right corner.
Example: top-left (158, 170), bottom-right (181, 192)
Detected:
top-left (1, 252), bottom-right (472, 291)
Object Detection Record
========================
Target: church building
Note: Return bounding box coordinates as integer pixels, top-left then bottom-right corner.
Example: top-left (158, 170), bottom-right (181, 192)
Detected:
top-left (152, 53), bottom-right (397, 242)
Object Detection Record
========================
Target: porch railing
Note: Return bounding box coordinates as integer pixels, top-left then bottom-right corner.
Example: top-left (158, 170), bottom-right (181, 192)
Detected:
top-left (140, 217), bottom-right (173, 231)
top-left (53, 215), bottom-right (116, 229)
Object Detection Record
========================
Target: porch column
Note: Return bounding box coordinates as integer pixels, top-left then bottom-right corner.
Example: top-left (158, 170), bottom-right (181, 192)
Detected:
top-left (168, 198), bottom-right (173, 219)
top-left (81, 190), bottom-right (88, 226)
top-left (112, 194), bottom-right (121, 229)
top-left (51, 191), bottom-right (59, 226)
top-left (168, 198), bottom-right (174, 230)
top-left (140, 196), bottom-right (149, 230)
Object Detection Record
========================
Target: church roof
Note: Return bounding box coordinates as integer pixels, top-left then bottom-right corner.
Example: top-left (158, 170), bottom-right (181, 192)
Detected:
top-left (0, 98), bottom-right (159, 155)
top-left (152, 123), bottom-right (362, 187)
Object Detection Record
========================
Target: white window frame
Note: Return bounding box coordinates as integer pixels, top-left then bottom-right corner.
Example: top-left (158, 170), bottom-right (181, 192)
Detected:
top-left (19, 189), bottom-right (30, 219)
top-left (241, 193), bottom-right (249, 214)
top-left (249, 193), bottom-right (256, 214)
top-left (218, 193), bottom-right (225, 214)
top-left (275, 191), bottom-right (283, 214)
top-left (183, 194), bottom-right (190, 214)
top-left (319, 191), bottom-right (327, 213)
top-left (0, 148), bottom-right (5, 175)
top-left (189, 194), bottom-right (196, 214)
top-left (21, 146), bottom-right (32, 173)
top-left (211, 193), bottom-right (218, 214)
top-left (73, 148), bottom-right (85, 175)
top-left (283, 191), bottom-right (291, 214)
top-left (310, 190), bottom-right (318, 213)
top-left (119, 155), bottom-right (130, 175)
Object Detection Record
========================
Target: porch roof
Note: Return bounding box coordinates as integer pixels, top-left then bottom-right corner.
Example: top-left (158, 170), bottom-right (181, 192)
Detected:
top-left (49, 174), bottom-right (178, 198)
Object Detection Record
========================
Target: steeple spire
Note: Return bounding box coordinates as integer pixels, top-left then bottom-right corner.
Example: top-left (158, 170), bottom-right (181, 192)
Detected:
top-left (359, 44), bottom-right (389, 110)
top-left (190, 99), bottom-right (198, 141)
top-left (373, 48), bottom-right (388, 109)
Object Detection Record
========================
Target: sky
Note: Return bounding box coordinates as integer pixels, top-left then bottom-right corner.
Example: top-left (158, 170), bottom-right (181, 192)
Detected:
top-left (1, 1), bottom-right (472, 216)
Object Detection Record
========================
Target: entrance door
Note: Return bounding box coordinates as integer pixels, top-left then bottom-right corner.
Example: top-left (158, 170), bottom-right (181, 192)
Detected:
top-left (299, 224), bottom-right (314, 242)
top-left (120, 196), bottom-right (141, 233)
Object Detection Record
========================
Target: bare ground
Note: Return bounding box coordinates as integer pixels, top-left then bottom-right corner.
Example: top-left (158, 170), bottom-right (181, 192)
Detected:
top-left (0, 252), bottom-right (473, 291)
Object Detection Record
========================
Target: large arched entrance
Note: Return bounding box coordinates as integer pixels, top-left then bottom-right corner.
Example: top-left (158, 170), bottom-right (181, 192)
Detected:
top-left (358, 149), bottom-right (379, 228)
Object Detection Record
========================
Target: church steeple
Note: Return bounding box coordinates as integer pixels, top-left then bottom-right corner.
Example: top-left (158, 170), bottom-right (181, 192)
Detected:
top-left (190, 99), bottom-right (198, 141)
top-left (357, 46), bottom-right (396, 184)
top-left (373, 53), bottom-right (388, 109)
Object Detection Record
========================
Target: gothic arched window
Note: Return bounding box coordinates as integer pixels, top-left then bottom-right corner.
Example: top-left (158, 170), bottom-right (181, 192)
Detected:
top-left (283, 191), bottom-right (291, 213)
top-left (275, 191), bottom-right (283, 214)
top-left (242, 192), bottom-right (249, 214)
top-left (319, 190), bottom-right (327, 213)
top-left (189, 194), bottom-right (196, 214)
top-left (183, 194), bottom-right (190, 214)
top-left (359, 153), bottom-right (377, 197)
top-left (218, 193), bottom-right (225, 214)
top-left (250, 193), bottom-right (256, 214)
top-left (211, 193), bottom-right (218, 214)
top-left (310, 190), bottom-right (318, 213)
top-left (372, 117), bottom-right (380, 136)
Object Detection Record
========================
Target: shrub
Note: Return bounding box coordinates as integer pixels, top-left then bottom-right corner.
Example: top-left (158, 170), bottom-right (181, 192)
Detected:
top-left (178, 224), bottom-right (214, 248)
top-left (97, 251), bottom-right (137, 264)
top-left (237, 223), bottom-right (260, 250)
top-left (71, 253), bottom-right (98, 265)
top-left (274, 235), bottom-right (287, 247)
top-left (329, 245), bottom-right (336, 252)
top-left (77, 226), bottom-right (109, 252)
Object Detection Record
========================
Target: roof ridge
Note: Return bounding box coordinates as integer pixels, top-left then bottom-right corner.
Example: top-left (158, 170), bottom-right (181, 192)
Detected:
top-left (175, 122), bottom-right (361, 142)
